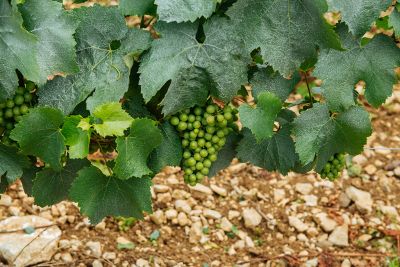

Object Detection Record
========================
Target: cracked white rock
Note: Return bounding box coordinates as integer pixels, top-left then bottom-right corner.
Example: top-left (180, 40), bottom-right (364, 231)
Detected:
top-left (220, 217), bottom-right (233, 232)
top-left (203, 209), bottom-right (222, 220)
top-left (165, 209), bottom-right (178, 220)
top-left (210, 184), bottom-right (227, 197)
top-left (153, 184), bottom-right (170, 193)
top-left (242, 208), bottom-right (262, 229)
top-left (0, 194), bottom-right (12, 206)
top-left (345, 186), bottom-right (373, 213)
top-left (328, 224), bottom-right (349, 247)
top-left (190, 184), bottom-right (213, 195)
top-left (288, 216), bottom-right (308, 232)
top-left (0, 216), bottom-right (61, 267)
top-left (175, 200), bottom-right (192, 214)
top-left (303, 195), bottom-right (318, 206)
top-left (150, 210), bottom-right (165, 225)
top-left (86, 241), bottom-right (102, 258)
top-left (295, 183), bottom-right (313, 195)
top-left (273, 189), bottom-right (286, 203)
top-left (177, 212), bottom-right (190, 226)
top-left (228, 210), bottom-right (241, 220)
top-left (314, 213), bottom-right (337, 233)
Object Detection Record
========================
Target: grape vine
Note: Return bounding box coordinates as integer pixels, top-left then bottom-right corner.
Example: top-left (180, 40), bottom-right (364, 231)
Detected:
top-left (0, 0), bottom-right (399, 223)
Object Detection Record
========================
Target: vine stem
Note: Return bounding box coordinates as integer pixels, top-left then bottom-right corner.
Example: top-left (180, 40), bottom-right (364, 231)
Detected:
top-left (303, 72), bottom-right (313, 108)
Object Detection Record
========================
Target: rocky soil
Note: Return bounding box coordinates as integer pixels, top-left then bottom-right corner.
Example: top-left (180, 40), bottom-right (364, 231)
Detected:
top-left (0, 91), bottom-right (400, 267)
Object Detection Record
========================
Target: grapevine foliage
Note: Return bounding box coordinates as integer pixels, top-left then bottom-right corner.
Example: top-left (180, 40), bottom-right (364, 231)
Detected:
top-left (0, 0), bottom-right (399, 223)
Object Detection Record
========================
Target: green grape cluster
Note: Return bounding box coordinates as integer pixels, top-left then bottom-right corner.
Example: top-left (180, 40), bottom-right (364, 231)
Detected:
top-left (0, 81), bottom-right (36, 145)
top-left (319, 153), bottom-right (346, 181)
top-left (170, 103), bottom-right (238, 185)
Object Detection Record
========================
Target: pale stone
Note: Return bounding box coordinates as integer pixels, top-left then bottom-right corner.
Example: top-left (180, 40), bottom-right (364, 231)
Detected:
top-left (345, 186), bottom-right (373, 213)
top-left (303, 195), bottom-right (318, 206)
top-left (86, 241), bottom-right (102, 258)
top-left (228, 210), bottom-right (241, 220)
top-left (203, 209), bottom-right (222, 220)
top-left (328, 225), bottom-right (349, 247)
top-left (190, 184), bottom-right (213, 195)
top-left (175, 200), bottom-right (192, 214)
top-left (295, 183), bottom-right (313, 195)
top-left (157, 192), bottom-right (172, 203)
top-left (0, 195), bottom-right (12, 206)
top-left (136, 258), bottom-right (150, 267)
top-left (61, 252), bottom-right (73, 263)
top-left (242, 208), bottom-right (262, 228)
top-left (273, 189), bottom-right (286, 203)
top-left (314, 213), bottom-right (337, 232)
top-left (189, 221), bottom-right (203, 243)
top-left (341, 259), bottom-right (351, 267)
top-left (177, 212), bottom-right (189, 226)
top-left (153, 184), bottom-right (170, 193)
top-left (92, 259), bottom-right (103, 267)
top-left (0, 216), bottom-right (61, 267)
top-left (210, 184), bottom-right (227, 197)
top-left (102, 252), bottom-right (116, 260)
top-left (220, 217), bottom-right (233, 232)
top-left (365, 164), bottom-right (377, 175)
top-left (288, 216), bottom-right (308, 232)
top-left (165, 209), bottom-right (178, 220)
top-left (150, 210), bottom-right (165, 225)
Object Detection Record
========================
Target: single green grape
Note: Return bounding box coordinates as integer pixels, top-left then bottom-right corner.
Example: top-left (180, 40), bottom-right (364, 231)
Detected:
top-left (187, 158), bottom-right (196, 167)
top-left (193, 121), bottom-right (201, 129)
top-left (188, 114), bottom-right (196, 122)
top-left (196, 162), bottom-right (204, 170)
top-left (203, 159), bottom-right (212, 168)
top-left (194, 153), bottom-right (202, 161)
top-left (177, 121), bottom-right (187, 131)
top-left (216, 130), bottom-right (225, 138)
top-left (209, 154), bottom-right (217, 162)
top-left (5, 109), bottom-right (13, 118)
top-left (6, 100), bottom-right (14, 108)
top-left (208, 147), bottom-right (216, 154)
top-left (170, 116), bottom-right (180, 126)
top-left (216, 114), bottom-right (224, 122)
top-left (14, 95), bottom-right (24, 106)
top-left (197, 138), bottom-right (206, 147)
top-left (25, 81), bottom-right (36, 91)
top-left (16, 87), bottom-right (25, 95)
top-left (189, 141), bottom-right (198, 150)
top-left (206, 126), bottom-right (215, 134)
top-left (201, 168), bottom-right (209, 175)
top-left (183, 151), bottom-right (191, 159)
top-left (200, 149), bottom-right (208, 158)
top-left (185, 168), bottom-right (193, 175)
top-left (194, 107), bottom-right (203, 116)
top-left (12, 106), bottom-right (20, 116)
top-left (211, 135), bottom-right (220, 143)
top-left (182, 139), bottom-right (189, 147)
top-left (206, 105), bottom-right (216, 114)
top-left (20, 105), bottom-right (29, 115)
top-left (24, 93), bottom-right (33, 102)
top-left (224, 112), bottom-right (233, 121)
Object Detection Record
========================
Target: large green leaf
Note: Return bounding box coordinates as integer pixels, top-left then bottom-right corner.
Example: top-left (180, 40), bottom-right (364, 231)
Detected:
top-left (314, 24), bottom-right (400, 112)
top-left (389, 7), bottom-right (400, 39)
top-left (119, 0), bottom-right (156, 16)
top-left (0, 144), bottom-right (29, 183)
top-left (69, 166), bottom-right (153, 224)
top-left (155, 0), bottom-right (217, 22)
top-left (61, 115), bottom-right (90, 159)
top-left (227, 0), bottom-right (342, 77)
top-left (209, 132), bottom-right (241, 177)
top-left (38, 5), bottom-right (151, 114)
top-left (148, 122), bottom-right (182, 173)
top-left (161, 67), bottom-right (211, 116)
top-left (32, 159), bottom-right (89, 207)
top-left (92, 102), bottom-right (134, 137)
top-left (114, 118), bottom-right (162, 179)
top-left (327, 0), bottom-right (392, 37)
top-left (19, 0), bottom-right (79, 83)
top-left (139, 17), bottom-right (249, 103)
top-left (251, 67), bottom-right (300, 102)
top-left (292, 103), bottom-right (372, 171)
top-left (238, 92), bottom-right (282, 141)
top-left (10, 107), bottom-right (65, 170)
top-left (0, 0), bottom-right (39, 101)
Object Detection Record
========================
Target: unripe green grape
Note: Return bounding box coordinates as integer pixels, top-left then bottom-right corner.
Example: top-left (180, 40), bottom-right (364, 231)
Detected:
top-left (189, 174), bottom-right (197, 183)
top-left (211, 136), bottom-right (220, 143)
top-left (216, 114), bottom-right (224, 122)
top-left (323, 164), bottom-right (330, 172)
top-left (197, 138), bottom-right (205, 147)
top-left (193, 121), bottom-right (201, 129)
top-left (191, 166), bottom-right (196, 171)
top-left (183, 132), bottom-right (190, 139)
top-left (224, 106), bottom-right (232, 113)
top-left (205, 133), bottom-right (212, 140)
top-left (218, 139), bottom-right (226, 147)
top-left (201, 168), bottom-right (209, 175)
top-left (190, 141), bottom-right (198, 149)
top-left (332, 159), bottom-right (339, 166)
top-left (193, 128), bottom-right (199, 134)
top-left (179, 113), bottom-right (188, 122)
top-left (194, 107), bottom-right (203, 116)
top-left (189, 131), bottom-right (197, 139)
top-left (187, 123), bottom-right (193, 130)
top-left (24, 93), bottom-right (33, 102)
top-left (203, 159), bottom-right (211, 168)
top-left (196, 162), bottom-right (204, 170)
top-left (201, 118), bottom-right (208, 126)
top-left (16, 87), bottom-right (25, 95)
top-left (183, 108), bottom-right (190, 114)
top-left (20, 105), bottom-right (29, 115)
top-left (195, 115), bottom-right (202, 121)
top-left (198, 129), bottom-right (205, 137)
top-left (218, 120), bottom-right (228, 127)
top-left (12, 106), bottom-right (20, 116)
top-left (206, 116), bottom-right (215, 125)
top-left (206, 126), bottom-right (215, 134)
top-left (209, 154), bottom-right (217, 162)
top-left (185, 168), bottom-right (193, 175)
top-left (216, 130), bottom-right (225, 138)
top-left (193, 153), bottom-right (201, 161)
top-left (182, 139), bottom-right (189, 147)
top-left (208, 147), bottom-right (216, 154)
top-left (25, 81), bottom-right (36, 91)
top-left (200, 149), bottom-right (208, 158)
top-left (183, 151), bottom-right (191, 159)
top-left (6, 100), bottom-right (14, 108)
top-left (187, 158), bottom-right (196, 167)
top-left (214, 144), bottom-right (220, 150)
top-left (195, 147), bottom-right (201, 153)
top-left (5, 109), bottom-right (13, 118)
top-left (0, 103), bottom-right (5, 109)
top-left (196, 172), bottom-right (204, 180)
top-left (206, 105), bottom-right (216, 114)
top-left (188, 114), bottom-right (196, 122)
top-left (205, 142), bottom-right (212, 148)
top-left (177, 121), bottom-right (187, 131)
top-left (170, 116), bottom-right (180, 126)
top-left (203, 112), bottom-right (210, 118)
top-left (224, 112), bottom-right (233, 121)
top-left (327, 173), bottom-right (334, 180)
top-left (14, 95), bottom-right (24, 105)
top-left (223, 128), bottom-right (230, 136)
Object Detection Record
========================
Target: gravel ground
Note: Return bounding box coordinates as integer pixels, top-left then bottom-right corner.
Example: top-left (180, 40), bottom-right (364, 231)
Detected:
top-left (0, 89), bottom-right (399, 267)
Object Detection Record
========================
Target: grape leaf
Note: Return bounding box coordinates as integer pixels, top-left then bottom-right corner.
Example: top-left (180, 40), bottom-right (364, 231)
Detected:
top-left (20, 165), bottom-right (39, 196)
top-left (32, 159), bottom-right (89, 207)
top-left (327, 0), bottom-right (392, 37)
top-left (238, 92), bottom-right (282, 141)
top-left (19, 0), bottom-right (79, 83)
top-left (292, 103), bottom-right (372, 171)
top-left (148, 122), bottom-right (182, 173)
top-left (389, 7), bottom-right (400, 39)
top-left (237, 126), bottom-right (297, 175)
top-left (161, 67), bottom-right (211, 116)
top-left (226, 0), bottom-right (342, 77)
top-left (314, 24), bottom-right (400, 112)
top-left (209, 132), bottom-right (241, 177)
top-left (139, 17), bottom-right (249, 103)
top-left (10, 107), bottom-right (65, 170)
top-left (62, 115), bottom-right (90, 159)
top-left (155, 0), bottom-right (217, 23)
top-left (114, 118), bottom-right (162, 179)
top-left (251, 67), bottom-right (300, 102)
top-left (0, 0), bottom-right (39, 101)
top-left (119, 0), bottom-right (156, 16)
top-left (39, 6), bottom-right (151, 114)
top-left (69, 166), bottom-right (153, 224)
top-left (92, 102), bottom-right (134, 137)
top-left (0, 143), bottom-right (29, 183)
